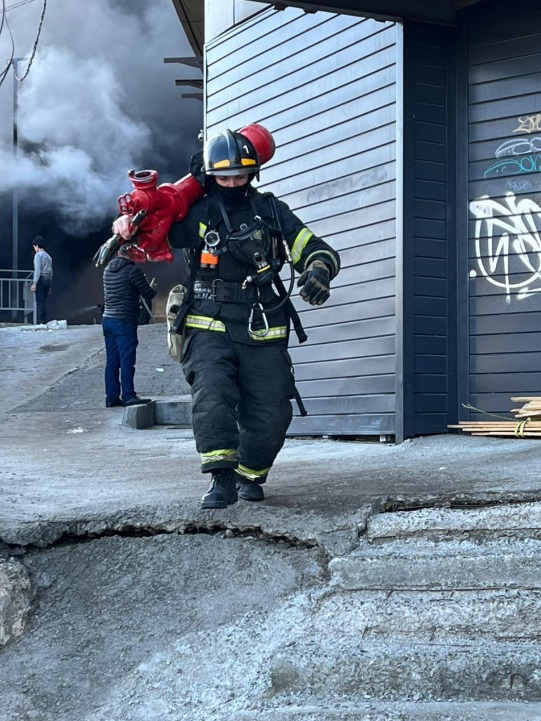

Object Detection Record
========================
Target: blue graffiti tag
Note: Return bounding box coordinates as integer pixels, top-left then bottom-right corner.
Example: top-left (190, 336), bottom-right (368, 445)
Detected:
top-left (484, 153), bottom-right (541, 178)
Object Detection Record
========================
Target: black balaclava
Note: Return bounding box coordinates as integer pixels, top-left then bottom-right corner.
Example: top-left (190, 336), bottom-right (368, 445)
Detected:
top-left (207, 176), bottom-right (252, 206)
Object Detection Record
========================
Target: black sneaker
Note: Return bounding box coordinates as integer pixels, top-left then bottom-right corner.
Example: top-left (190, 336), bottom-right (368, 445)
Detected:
top-left (201, 471), bottom-right (238, 510)
top-left (237, 480), bottom-right (265, 502)
top-left (123, 396), bottom-right (152, 406)
top-left (106, 398), bottom-right (123, 408)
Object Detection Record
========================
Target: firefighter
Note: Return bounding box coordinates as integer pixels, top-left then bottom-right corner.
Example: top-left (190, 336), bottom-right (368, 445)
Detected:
top-left (114, 128), bottom-right (340, 509)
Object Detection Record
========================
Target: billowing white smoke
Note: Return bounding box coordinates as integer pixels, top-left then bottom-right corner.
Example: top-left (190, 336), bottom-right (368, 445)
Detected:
top-left (0, 0), bottom-right (201, 235)
top-left (1, 47), bottom-right (151, 231)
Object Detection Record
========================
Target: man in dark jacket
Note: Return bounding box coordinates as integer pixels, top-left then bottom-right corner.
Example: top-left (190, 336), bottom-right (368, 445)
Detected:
top-left (113, 128), bottom-right (340, 508)
top-left (102, 246), bottom-right (157, 407)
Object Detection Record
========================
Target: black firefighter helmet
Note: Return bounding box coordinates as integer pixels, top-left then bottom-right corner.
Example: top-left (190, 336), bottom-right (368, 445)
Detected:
top-left (203, 129), bottom-right (260, 179)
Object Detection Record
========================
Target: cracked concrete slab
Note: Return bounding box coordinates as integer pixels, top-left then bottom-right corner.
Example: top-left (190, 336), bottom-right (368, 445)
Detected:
top-left (3, 322), bottom-right (541, 719)
top-left (0, 535), bottom-right (325, 721)
top-left (2, 399), bottom-right (541, 547)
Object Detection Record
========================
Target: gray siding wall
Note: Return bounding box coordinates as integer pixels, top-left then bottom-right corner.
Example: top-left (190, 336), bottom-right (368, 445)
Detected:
top-left (467, 0), bottom-right (541, 416)
top-left (205, 6), bottom-right (400, 435)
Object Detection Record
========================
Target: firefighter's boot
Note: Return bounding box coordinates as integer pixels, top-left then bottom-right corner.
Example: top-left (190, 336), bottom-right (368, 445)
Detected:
top-left (201, 470), bottom-right (238, 510)
top-left (237, 479), bottom-right (265, 502)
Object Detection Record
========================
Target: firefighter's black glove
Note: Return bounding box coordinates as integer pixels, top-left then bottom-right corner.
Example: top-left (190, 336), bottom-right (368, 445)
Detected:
top-left (297, 260), bottom-right (331, 306)
top-left (189, 150), bottom-right (205, 186)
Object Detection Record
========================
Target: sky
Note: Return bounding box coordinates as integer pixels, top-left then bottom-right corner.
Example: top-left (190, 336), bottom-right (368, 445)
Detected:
top-left (0, 0), bottom-right (203, 237)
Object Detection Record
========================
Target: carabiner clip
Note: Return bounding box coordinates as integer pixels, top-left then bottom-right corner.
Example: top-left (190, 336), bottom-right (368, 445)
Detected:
top-left (248, 303), bottom-right (269, 338)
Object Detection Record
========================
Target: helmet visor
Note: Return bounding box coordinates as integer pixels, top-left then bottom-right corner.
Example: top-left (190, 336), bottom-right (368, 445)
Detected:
top-left (205, 158), bottom-right (258, 176)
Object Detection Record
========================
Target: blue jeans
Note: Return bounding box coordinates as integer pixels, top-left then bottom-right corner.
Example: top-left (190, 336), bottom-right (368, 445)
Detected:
top-left (102, 318), bottom-right (139, 403)
top-left (35, 277), bottom-right (51, 324)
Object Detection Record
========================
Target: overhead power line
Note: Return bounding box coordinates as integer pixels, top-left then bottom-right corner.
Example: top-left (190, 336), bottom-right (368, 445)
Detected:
top-left (14, 0), bottom-right (47, 81)
top-left (0, 0), bottom-right (15, 89)
top-left (3, 0), bottom-right (37, 12)
top-left (0, 0), bottom-right (46, 89)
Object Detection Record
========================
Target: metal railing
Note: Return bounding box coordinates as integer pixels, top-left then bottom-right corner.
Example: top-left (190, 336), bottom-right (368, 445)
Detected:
top-left (0, 269), bottom-right (36, 324)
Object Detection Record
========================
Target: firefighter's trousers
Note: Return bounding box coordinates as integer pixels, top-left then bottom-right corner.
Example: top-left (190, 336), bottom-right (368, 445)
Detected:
top-left (182, 331), bottom-right (295, 477)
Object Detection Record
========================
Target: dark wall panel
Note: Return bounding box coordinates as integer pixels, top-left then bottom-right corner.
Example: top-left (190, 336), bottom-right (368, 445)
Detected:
top-left (467, 0), bottom-right (541, 418)
top-left (403, 21), bottom-right (454, 436)
top-left (206, 6), bottom-right (399, 436)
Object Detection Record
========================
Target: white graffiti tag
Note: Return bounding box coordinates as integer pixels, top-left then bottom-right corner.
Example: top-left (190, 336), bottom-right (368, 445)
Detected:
top-left (469, 192), bottom-right (541, 301)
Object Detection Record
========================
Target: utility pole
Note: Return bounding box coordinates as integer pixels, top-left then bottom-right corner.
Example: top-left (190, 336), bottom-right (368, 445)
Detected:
top-left (12, 57), bottom-right (22, 275)
top-left (10, 58), bottom-right (23, 321)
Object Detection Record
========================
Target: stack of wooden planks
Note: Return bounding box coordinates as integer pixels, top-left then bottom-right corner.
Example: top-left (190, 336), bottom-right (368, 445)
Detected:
top-left (449, 397), bottom-right (541, 437)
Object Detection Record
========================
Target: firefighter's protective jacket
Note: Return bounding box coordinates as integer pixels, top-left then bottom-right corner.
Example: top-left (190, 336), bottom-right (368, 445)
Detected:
top-left (168, 185), bottom-right (340, 345)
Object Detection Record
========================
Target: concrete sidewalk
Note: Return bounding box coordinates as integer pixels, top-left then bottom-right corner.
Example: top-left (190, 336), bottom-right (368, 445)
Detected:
top-left (1, 321), bottom-right (540, 547)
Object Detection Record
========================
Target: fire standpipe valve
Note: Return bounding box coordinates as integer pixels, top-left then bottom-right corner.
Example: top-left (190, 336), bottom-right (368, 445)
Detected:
top-left (93, 123), bottom-right (276, 268)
